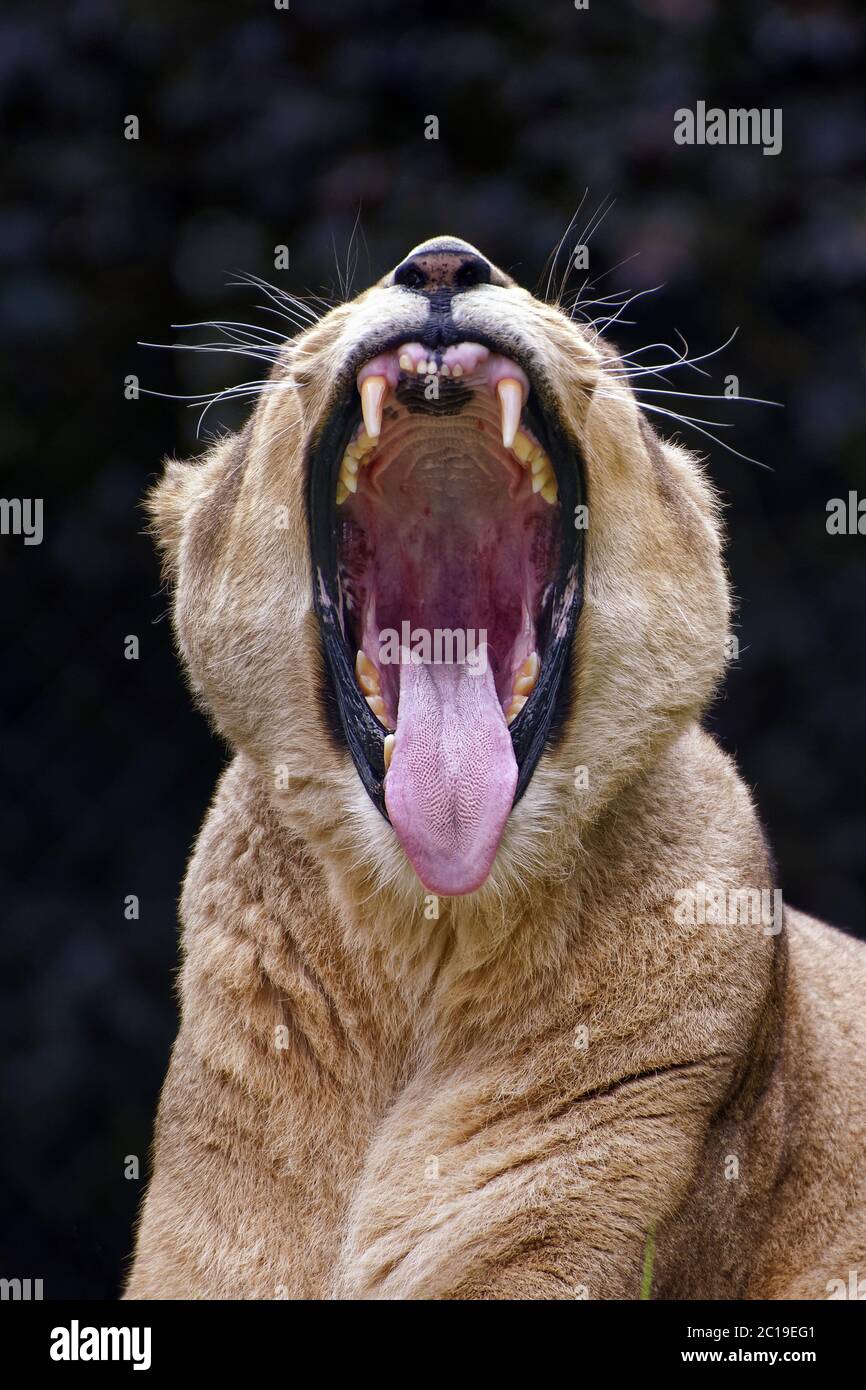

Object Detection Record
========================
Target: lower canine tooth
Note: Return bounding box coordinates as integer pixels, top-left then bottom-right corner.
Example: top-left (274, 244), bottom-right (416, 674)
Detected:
top-left (497, 378), bottom-right (523, 450)
top-left (383, 734), bottom-right (395, 771)
top-left (360, 375), bottom-right (387, 440)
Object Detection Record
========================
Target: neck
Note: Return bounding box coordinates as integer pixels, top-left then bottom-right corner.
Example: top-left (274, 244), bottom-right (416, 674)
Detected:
top-left (225, 721), bottom-right (767, 1019)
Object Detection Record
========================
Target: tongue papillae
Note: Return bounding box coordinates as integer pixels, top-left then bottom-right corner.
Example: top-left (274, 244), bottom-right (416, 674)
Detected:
top-left (384, 655), bottom-right (518, 896)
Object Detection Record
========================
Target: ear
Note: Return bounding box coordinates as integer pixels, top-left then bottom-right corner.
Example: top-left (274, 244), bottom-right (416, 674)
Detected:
top-left (145, 430), bottom-right (246, 583)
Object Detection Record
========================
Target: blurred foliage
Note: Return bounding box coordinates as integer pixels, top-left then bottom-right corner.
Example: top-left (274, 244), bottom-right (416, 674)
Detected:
top-left (1, 0), bottom-right (864, 1296)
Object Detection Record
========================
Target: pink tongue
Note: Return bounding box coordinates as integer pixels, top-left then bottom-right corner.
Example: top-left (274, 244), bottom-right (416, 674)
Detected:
top-left (384, 657), bottom-right (518, 895)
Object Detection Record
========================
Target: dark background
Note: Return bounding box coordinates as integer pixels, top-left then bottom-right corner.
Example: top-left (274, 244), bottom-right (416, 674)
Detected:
top-left (1, 0), bottom-right (864, 1299)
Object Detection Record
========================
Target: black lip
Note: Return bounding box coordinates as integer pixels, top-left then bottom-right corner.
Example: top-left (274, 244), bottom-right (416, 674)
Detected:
top-left (307, 326), bottom-right (586, 821)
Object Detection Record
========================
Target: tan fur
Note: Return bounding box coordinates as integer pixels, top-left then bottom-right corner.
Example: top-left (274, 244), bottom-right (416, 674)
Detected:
top-left (125, 240), bottom-right (866, 1299)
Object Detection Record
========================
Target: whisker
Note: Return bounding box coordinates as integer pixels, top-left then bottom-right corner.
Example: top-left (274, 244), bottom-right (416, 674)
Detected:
top-left (540, 192), bottom-right (589, 305)
top-left (596, 392), bottom-right (772, 470)
top-left (608, 328), bottom-right (741, 382)
top-left (171, 318), bottom-right (287, 342)
top-left (632, 386), bottom-right (782, 408)
top-left (584, 283), bottom-right (664, 336)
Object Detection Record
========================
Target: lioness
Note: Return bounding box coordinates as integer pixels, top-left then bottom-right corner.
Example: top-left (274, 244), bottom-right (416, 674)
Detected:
top-left (126, 237), bottom-right (866, 1300)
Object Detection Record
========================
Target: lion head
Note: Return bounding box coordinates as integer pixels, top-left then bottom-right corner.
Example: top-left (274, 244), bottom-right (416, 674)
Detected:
top-left (149, 236), bottom-right (729, 906)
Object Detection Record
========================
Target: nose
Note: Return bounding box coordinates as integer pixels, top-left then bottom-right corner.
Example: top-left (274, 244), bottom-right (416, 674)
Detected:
top-left (392, 240), bottom-right (493, 293)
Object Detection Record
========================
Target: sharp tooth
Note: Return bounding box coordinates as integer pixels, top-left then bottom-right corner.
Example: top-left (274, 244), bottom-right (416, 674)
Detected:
top-left (342, 453), bottom-right (360, 475)
top-left (496, 378), bottom-right (523, 450)
top-left (506, 695), bottom-right (528, 724)
top-left (336, 480), bottom-right (349, 506)
top-left (530, 453), bottom-right (548, 475)
top-left (398, 353), bottom-right (413, 372)
top-left (541, 479), bottom-right (558, 504)
top-left (531, 468), bottom-right (551, 493)
top-left (360, 375), bottom-right (387, 440)
top-left (383, 734), bottom-right (395, 771)
top-left (355, 430), bottom-right (375, 455)
top-left (514, 651), bottom-right (539, 696)
top-left (512, 431), bottom-right (534, 464)
top-left (339, 466), bottom-right (357, 494)
top-left (366, 694), bottom-right (387, 721)
top-left (356, 650), bottom-right (380, 695)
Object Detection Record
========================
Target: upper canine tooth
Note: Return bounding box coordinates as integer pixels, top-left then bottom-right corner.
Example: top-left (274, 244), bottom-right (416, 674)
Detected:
top-left (497, 378), bottom-right (523, 450)
top-left (383, 734), bottom-right (395, 771)
top-left (360, 375), bottom-right (387, 440)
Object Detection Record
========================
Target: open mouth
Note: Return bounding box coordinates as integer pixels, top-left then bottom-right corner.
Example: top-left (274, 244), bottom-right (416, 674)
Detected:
top-left (308, 334), bottom-right (584, 895)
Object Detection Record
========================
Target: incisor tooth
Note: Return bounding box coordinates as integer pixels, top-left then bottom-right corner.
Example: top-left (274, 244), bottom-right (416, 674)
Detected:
top-left (336, 480), bottom-right (349, 506)
top-left (383, 734), bottom-right (395, 771)
top-left (451, 363), bottom-right (464, 378)
top-left (398, 353), bottom-right (413, 372)
top-left (497, 378), bottom-right (523, 450)
top-left (360, 375), bottom-right (387, 440)
top-left (366, 694), bottom-right (387, 721)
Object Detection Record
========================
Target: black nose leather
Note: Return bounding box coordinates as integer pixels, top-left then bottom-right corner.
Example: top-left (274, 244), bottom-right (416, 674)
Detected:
top-left (392, 246), bottom-right (492, 293)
